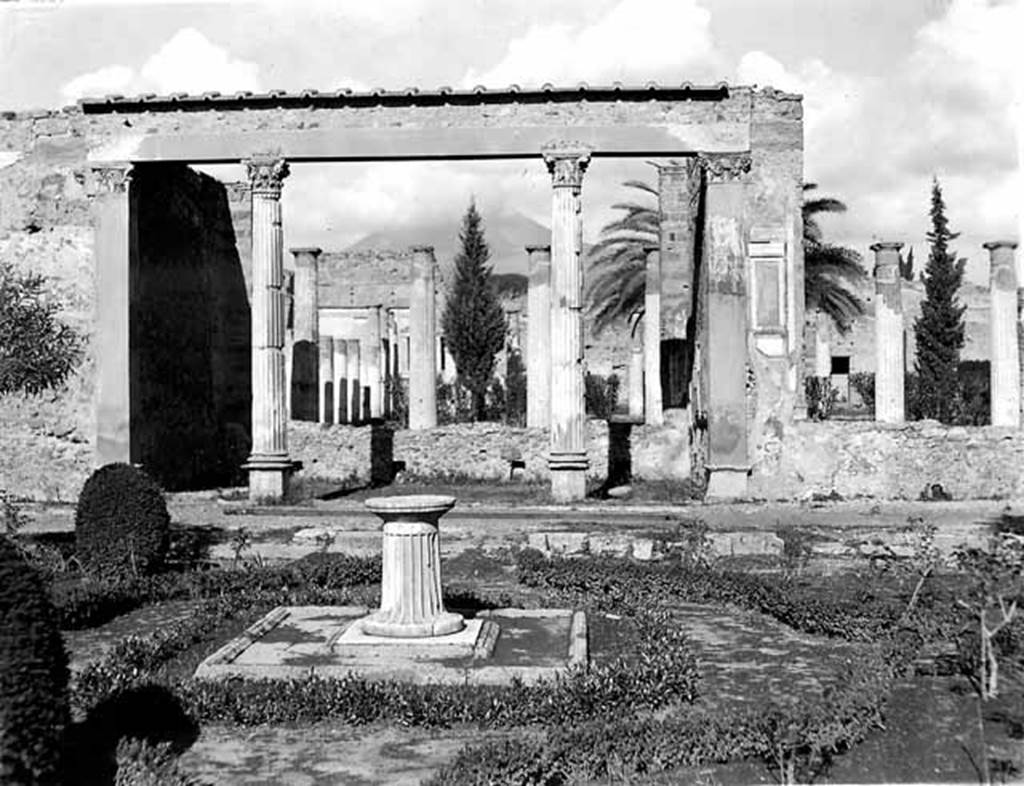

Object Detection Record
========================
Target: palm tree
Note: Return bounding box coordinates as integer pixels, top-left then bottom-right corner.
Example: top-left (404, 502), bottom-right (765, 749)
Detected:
top-left (585, 179), bottom-right (866, 334)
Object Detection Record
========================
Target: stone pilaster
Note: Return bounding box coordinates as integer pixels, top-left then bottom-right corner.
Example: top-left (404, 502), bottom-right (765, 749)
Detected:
top-left (409, 246), bottom-right (438, 429)
top-left (658, 159), bottom-right (701, 407)
top-left (526, 244), bottom-right (552, 428)
top-left (871, 242), bottom-right (905, 424)
top-left (986, 241), bottom-right (1020, 426)
top-left (346, 339), bottom-right (362, 424)
top-left (701, 153), bottom-right (752, 500)
top-left (334, 339), bottom-right (349, 424)
top-left (543, 141), bottom-right (591, 502)
top-left (365, 306), bottom-right (384, 419)
top-left (92, 163), bottom-right (136, 468)
top-left (290, 247), bottom-right (321, 421)
top-left (643, 245), bottom-right (664, 426)
top-left (243, 156), bottom-right (293, 501)
top-left (318, 335), bottom-right (334, 424)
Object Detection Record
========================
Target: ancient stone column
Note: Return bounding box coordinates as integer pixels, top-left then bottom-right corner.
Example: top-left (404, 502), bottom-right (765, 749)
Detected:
top-left (543, 142), bottom-right (591, 503)
top-left (244, 156), bottom-right (293, 502)
top-left (701, 154), bottom-right (752, 500)
top-left (318, 336), bottom-right (334, 424)
top-left (362, 495), bottom-right (463, 637)
top-left (346, 339), bottom-right (361, 424)
top-left (658, 160), bottom-right (701, 407)
top-left (409, 246), bottom-right (438, 429)
top-left (364, 306), bottom-right (384, 419)
top-left (386, 310), bottom-right (399, 418)
top-left (334, 339), bottom-right (349, 424)
top-left (92, 163), bottom-right (135, 467)
top-left (871, 242), bottom-right (905, 424)
top-left (629, 334), bottom-right (644, 419)
top-left (526, 245), bottom-right (552, 428)
top-left (643, 245), bottom-right (664, 426)
top-left (986, 241), bottom-right (1020, 426)
top-left (290, 247), bottom-right (321, 421)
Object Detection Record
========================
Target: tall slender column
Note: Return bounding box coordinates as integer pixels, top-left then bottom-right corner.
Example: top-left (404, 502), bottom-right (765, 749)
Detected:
top-left (629, 330), bottom-right (644, 419)
top-left (346, 339), bottom-right (362, 424)
top-left (526, 245), bottom-right (552, 428)
top-left (409, 246), bottom-right (438, 429)
top-left (871, 242), bottom-right (905, 424)
top-left (701, 153), bottom-right (752, 500)
top-left (658, 160), bottom-right (701, 407)
top-left (244, 156), bottom-right (293, 501)
top-left (643, 245), bottom-right (664, 426)
top-left (386, 309), bottom-right (399, 418)
top-left (92, 163), bottom-right (136, 467)
top-left (543, 142), bottom-right (591, 502)
top-left (318, 336), bottom-right (334, 424)
top-left (334, 339), bottom-right (349, 424)
top-left (986, 241), bottom-right (1020, 426)
top-left (364, 306), bottom-right (384, 419)
top-left (290, 247), bottom-right (321, 421)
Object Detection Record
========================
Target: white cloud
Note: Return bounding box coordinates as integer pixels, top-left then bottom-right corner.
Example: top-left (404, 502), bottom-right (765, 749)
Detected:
top-left (60, 27), bottom-right (261, 102)
top-left (463, 0), bottom-right (722, 88)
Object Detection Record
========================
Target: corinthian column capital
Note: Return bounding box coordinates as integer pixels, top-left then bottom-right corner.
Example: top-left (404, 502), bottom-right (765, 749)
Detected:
top-left (88, 163), bottom-right (133, 195)
top-left (542, 142), bottom-right (591, 189)
top-left (245, 155), bottom-right (290, 196)
top-left (700, 153), bottom-right (752, 184)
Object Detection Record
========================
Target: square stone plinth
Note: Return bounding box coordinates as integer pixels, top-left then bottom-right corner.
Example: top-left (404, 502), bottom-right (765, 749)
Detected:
top-left (194, 606), bottom-right (587, 685)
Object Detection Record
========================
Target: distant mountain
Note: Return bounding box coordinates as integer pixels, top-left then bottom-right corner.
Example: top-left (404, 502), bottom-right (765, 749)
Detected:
top-left (344, 210), bottom-right (550, 276)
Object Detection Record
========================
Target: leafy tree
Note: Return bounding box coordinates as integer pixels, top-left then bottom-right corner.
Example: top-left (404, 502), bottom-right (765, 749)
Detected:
top-left (0, 261), bottom-right (82, 395)
top-left (912, 177), bottom-right (966, 423)
top-left (585, 179), bottom-right (866, 335)
top-left (441, 201), bottom-right (507, 420)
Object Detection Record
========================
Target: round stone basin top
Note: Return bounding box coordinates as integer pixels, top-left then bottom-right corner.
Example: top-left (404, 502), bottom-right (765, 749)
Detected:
top-left (364, 494), bottom-right (456, 519)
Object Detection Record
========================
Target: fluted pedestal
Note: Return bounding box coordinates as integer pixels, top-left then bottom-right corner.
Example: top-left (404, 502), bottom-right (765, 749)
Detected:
top-left (363, 495), bottom-right (463, 638)
top-left (871, 242), bottom-right (905, 423)
top-left (986, 241), bottom-right (1020, 426)
top-left (543, 143), bottom-right (591, 502)
top-left (244, 156), bottom-right (294, 502)
top-left (526, 245), bottom-right (552, 428)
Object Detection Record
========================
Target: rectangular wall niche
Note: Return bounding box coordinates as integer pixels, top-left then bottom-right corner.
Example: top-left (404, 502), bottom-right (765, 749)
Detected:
top-left (749, 229), bottom-right (787, 357)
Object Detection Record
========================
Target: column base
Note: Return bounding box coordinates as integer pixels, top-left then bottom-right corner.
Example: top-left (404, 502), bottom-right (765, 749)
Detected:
top-left (243, 455), bottom-right (300, 503)
top-left (362, 610), bottom-right (465, 638)
top-left (705, 465), bottom-right (750, 501)
top-left (549, 452), bottom-right (589, 503)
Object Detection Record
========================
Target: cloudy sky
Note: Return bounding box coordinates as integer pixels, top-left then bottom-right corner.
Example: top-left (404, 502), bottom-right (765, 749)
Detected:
top-left (0, 0), bottom-right (1019, 280)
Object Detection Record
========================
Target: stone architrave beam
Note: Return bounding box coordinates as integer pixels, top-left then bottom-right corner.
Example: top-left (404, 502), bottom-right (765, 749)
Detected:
top-left (542, 141), bottom-right (591, 503)
top-left (701, 153), bottom-right (752, 500)
top-left (871, 242), bottom-right (905, 424)
top-left (409, 246), bottom-right (438, 429)
top-left (92, 163), bottom-right (135, 468)
top-left (643, 245), bottom-right (663, 426)
top-left (290, 247), bottom-right (321, 421)
top-left (986, 241), bottom-right (1020, 427)
top-left (243, 155), bottom-right (294, 502)
top-left (526, 245), bottom-right (552, 428)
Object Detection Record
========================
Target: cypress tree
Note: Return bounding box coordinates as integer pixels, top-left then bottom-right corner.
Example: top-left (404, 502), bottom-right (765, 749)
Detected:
top-left (912, 177), bottom-right (966, 423)
top-left (441, 201), bottom-right (507, 420)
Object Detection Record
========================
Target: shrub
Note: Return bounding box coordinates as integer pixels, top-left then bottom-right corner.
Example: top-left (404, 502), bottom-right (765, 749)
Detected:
top-left (849, 371), bottom-right (875, 411)
top-left (75, 463), bottom-right (171, 581)
top-left (584, 373), bottom-right (620, 419)
top-left (114, 738), bottom-right (208, 786)
top-left (0, 535), bottom-right (70, 784)
top-left (804, 376), bottom-right (838, 420)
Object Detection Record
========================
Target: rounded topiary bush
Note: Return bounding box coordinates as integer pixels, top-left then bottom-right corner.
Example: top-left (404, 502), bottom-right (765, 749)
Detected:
top-left (0, 535), bottom-right (70, 784)
top-left (75, 463), bottom-right (170, 581)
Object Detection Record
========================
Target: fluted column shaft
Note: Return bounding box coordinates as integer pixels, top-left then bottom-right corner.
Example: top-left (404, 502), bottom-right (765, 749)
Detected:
top-left (365, 306), bottom-right (384, 419)
top-left (290, 247), bottom-right (321, 421)
top-left (986, 241), bottom-right (1020, 426)
top-left (871, 242), bottom-right (905, 423)
top-left (543, 143), bottom-right (590, 503)
top-left (526, 245), bottom-right (552, 428)
top-left (346, 339), bottom-right (361, 424)
top-left (644, 246), bottom-right (664, 425)
top-left (318, 336), bottom-right (334, 424)
top-left (629, 333), bottom-right (644, 418)
top-left (702, 154), bottom-right (751, 500)
top-left (245, 156), bottom-right (292, 501)
top-left (334, 339), bottom-right (349, 424)
top-left (409, 246), bottom-right (438, 429)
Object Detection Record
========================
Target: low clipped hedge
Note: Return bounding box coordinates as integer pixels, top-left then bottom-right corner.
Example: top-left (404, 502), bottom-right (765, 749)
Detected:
top-left (0, 536), bottom-right (70, 785)
top-left (75, 463), bottom-right (171, 581)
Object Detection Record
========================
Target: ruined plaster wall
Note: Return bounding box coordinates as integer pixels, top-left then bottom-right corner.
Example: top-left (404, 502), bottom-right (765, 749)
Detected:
top-left (752, 419), bottom-right (1024, 500)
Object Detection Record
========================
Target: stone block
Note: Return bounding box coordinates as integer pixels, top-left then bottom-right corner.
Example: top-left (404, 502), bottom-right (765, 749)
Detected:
top-left (526, 532), bottom-right (549, 553)
top-left (631, 538), bottom-right (656, 561)
top-left (545, 532), bottom-right (589, 556)
top-left (710, 531), bottom-right (784, 557)
top-left (588, 534), bottom-right (632, 557)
